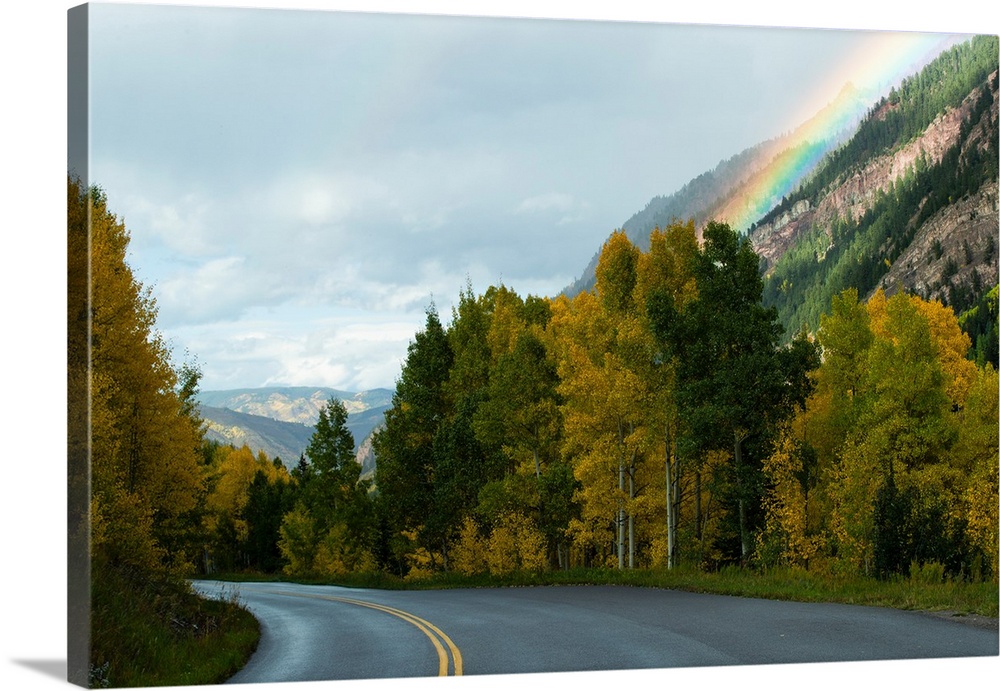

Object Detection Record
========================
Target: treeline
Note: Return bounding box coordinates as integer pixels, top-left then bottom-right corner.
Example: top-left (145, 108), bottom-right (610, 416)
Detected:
top-left (69, 178), bottom-right (258, 688)
top-left (241, 220), bottom-right (997, 583)
top-left (76, 169), bottom-right (998, 642)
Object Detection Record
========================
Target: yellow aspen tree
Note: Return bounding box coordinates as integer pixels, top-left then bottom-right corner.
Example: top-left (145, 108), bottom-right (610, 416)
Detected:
top-left (555, 237), bottom-right (657, 568)
top-left (757, 426), bottom-right (823, 568)
top-left (633, 221), bottom-right (698, 569)
top-left (205, 445), bottom-right (282, 542)
top-left (911, 295), bottom-right (978, 406)
top-left (955, 365), bottom-right (999, 580)
top-left (81, 180), bottom-right (204, 575)
top-left (485, 512), bottom-right (547, 576)
top-left (450, 516), bottom-right (489, 575)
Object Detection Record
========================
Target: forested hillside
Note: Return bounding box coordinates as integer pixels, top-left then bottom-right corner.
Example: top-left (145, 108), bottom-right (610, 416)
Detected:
top-left (564, 67), bottom-right (876, 297)
top-left (756, 35), bottom-right (999, 361)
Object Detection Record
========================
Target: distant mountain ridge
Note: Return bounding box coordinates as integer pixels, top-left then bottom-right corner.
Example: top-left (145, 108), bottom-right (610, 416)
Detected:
top-left (198, 386), bottom-right (393, 425)
top-left (199, 404), bottom-right (314, 467)
top-left (197, 386), bottom-right (394, 468)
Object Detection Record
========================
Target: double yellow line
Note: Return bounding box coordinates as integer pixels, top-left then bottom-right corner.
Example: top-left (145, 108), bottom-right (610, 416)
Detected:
top-left (268, 589), bottom-right (464, 677)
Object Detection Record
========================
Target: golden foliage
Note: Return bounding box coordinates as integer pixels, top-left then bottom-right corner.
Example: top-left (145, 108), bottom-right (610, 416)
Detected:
top-left (314, 523), bottom-right (376, 576)
top-left (74, 178), bottom-right (204, 575)
top-left (205, 445), bottom-right (288, 540)
top-left (758, 428), bottom-right (823, 567)
top-left (451, 517), bottom-right (489, 576)
top-left (485, 513), bottom-right (547, 576)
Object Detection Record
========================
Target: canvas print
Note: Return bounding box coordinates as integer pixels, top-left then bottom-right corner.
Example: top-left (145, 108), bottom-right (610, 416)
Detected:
top-left (67, 2), bottom-right (999, 688)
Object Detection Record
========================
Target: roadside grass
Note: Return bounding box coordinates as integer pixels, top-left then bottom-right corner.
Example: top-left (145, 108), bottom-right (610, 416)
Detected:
top-left (201, 564), bottom-right (998, 619)
top-left (90, 566), bottom-right (260, 688)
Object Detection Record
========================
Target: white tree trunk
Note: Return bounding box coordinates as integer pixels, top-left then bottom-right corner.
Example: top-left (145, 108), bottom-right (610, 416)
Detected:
top-left (618, 461), bottom-right (625, 570)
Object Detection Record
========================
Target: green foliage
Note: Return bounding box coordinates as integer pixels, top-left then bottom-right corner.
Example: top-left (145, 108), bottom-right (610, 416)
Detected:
top-left (372, 307), bottom-right (455, 571)
top-left (90, 567), bottom-right (258, 688)
top-left (649, 222), bottom-right (819, 563)
top-left (959, 284), bottom-right (999, 368)
top-left (244, 470), bottom-right (295, 572)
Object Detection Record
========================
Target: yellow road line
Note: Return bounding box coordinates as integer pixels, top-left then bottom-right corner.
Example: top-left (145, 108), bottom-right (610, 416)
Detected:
top-left (321, 595), bottom-right (463, 676)
top-left (244, 586), bottom-right (463, 676)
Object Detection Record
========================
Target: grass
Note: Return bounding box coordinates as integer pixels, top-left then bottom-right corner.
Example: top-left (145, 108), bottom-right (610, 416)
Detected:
top-left (90, 565), bottom-right (260, 688)
top-left (201, 564), bottom-right (999, 619)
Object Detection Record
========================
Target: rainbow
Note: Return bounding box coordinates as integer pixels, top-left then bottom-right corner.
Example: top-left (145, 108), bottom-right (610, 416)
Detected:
top-left (712, 31), bottom-right (967, 232)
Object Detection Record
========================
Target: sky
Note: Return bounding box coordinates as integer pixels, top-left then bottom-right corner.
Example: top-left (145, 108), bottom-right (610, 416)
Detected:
top-left (81, 2), bottom-right (982, 393)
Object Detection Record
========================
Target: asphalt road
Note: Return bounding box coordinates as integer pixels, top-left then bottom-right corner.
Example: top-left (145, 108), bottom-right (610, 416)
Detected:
top-left (191, 580), bottom-right (998, 684)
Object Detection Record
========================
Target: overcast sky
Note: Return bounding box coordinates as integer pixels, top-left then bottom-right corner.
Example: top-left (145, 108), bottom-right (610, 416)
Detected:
top-left (80, 2), bottom-right (977, 392)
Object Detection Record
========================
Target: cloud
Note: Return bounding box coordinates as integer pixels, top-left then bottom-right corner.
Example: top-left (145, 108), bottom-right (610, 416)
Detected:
top-left (516, 192), bottom-right (576, 215)
top-left (170, 309), bottom-right (426, 391)
top-left (267, 171), bottom-right (388, 226)
top-left (155, 255), bottom-right (298, 326)
top-left (87, 5), bottom-right (968, 391)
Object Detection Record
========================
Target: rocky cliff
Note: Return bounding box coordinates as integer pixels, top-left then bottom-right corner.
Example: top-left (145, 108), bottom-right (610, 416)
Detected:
top-left (751, 68), bottom-right (999, 305)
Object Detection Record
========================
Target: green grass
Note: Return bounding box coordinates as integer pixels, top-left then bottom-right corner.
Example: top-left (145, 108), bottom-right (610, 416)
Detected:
top-left (90, 565), bottom-right (260, 688)
top-left (201, 564), bottom-right (998, 619)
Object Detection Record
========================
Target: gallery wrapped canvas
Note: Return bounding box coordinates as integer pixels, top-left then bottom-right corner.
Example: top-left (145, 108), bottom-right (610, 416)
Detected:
top-left (66, 2), bottom-right (998, 689)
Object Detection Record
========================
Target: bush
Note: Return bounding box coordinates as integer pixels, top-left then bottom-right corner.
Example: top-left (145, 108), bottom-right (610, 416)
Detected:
top-left (910, 561), bottom-right (946, 585)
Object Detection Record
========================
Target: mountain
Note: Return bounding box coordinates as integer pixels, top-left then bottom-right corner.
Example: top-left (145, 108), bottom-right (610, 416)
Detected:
top-left (565, 36), bottom-right (998, 365)
top-left (199, 405), bottom-right (315, 467)
top-left (197, 386), bottom-right (393, 425)
top-left (563, 81), bottom-right (872, 297)
top-left (754, 36), bottom-right (998, 340)
top-left (197, 386), bottom-right (394, 467)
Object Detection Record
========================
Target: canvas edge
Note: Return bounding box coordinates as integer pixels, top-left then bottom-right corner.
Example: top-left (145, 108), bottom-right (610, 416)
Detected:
top-left (67, 3), bottom-right (91, 688)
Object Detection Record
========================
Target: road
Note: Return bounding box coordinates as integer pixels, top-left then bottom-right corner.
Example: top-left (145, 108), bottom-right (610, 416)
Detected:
top-left (191, 580), bottom-right (998, 684)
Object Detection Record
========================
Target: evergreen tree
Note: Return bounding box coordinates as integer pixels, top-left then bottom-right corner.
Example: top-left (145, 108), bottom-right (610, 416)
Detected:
top-left (372, 307), bottom-right (454, 572)
top-left (302, 397), bottom-right (373, 566)
top-left (648, 222), bottom-right (818, 562)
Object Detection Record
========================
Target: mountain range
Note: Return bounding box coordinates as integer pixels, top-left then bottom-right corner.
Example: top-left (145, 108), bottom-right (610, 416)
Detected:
top-left (197, 386), bottom-right (392, 470)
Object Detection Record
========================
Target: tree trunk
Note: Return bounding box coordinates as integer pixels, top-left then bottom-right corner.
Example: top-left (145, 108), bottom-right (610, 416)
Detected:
top-left (628, 452), bottom-right (635, 570)
top-left (618, 461), bottom-right (625, 570)
top-left (734, 433), bottom-right (749, 561)
top-left (665, 427), bottom-right (674, 570)
top-left (695, 470), bottom-right (702, 541)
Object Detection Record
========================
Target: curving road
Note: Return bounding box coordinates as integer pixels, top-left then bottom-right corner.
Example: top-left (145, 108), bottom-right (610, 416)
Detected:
top-left (191, 580), bottom-right (998, 684)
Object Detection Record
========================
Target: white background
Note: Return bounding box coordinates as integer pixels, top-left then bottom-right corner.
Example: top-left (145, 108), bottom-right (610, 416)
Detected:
top-left (1, 2), bottom-right (997, 691)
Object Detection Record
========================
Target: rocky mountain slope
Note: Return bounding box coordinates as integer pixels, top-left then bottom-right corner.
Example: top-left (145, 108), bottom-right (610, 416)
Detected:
top-left (757, 39), bottom-right (998, 338)
top-left (563, 82), bottom-right (872, 297)
top-left (752, 66), bottom-right (998, 291)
